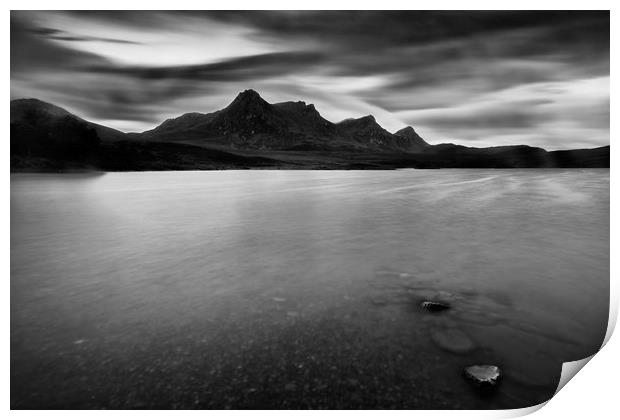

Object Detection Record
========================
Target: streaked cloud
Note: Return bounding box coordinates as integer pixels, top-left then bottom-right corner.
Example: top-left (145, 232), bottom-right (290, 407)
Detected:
top-left (10, 10), bottom-right (609, 149)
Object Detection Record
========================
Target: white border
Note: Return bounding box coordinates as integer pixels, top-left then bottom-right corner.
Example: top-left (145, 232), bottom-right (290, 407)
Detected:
top-left (4, 2), bottom-right (616, 418)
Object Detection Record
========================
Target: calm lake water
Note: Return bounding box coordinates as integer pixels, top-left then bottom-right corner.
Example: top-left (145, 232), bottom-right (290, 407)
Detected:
top-left (11, 169), bottom-right (609, 409)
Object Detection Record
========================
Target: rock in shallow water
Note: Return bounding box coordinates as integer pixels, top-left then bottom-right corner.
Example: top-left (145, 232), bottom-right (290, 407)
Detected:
top-left (421, 301), bottom-right (451, 312)
top-left (464, 365), bottom-right (501, 387)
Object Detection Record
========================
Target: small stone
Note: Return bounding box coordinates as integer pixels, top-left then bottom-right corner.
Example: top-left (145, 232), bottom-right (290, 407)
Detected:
top-left (464, 365), bottom-right (501, 387)
top-left (421, 301), bottom-right (451, 312)
top-left (272, 297), bottom-right (286, 302)
top-left (284, 383), bottom-right (297, 391)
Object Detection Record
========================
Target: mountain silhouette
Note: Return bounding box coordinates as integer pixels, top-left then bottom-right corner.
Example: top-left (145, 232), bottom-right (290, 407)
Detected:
top-left (139, 89), bottom-right (427, 152)
top-left (10, 92), bottom-right (610, 171)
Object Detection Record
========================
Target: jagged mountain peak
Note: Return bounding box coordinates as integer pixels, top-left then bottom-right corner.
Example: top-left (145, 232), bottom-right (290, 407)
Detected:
top-left (229, 89), bottom-right (266, 106)
top-left (395, 126), bottom-right (430, 149)
top-left (273, 100), bottom-right (320, 115)
top-left (337, 114), bottom-right (379, 127)
top-left (395, 126), bottom-right (418, 137)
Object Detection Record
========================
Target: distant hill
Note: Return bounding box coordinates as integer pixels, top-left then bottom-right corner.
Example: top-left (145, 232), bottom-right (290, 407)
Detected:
top-left (11, 99), bottom-right (126, 143)
top-left (11, 99), bottom-right (102, 165)
top-left (10, 93), bottom-right (610, 171)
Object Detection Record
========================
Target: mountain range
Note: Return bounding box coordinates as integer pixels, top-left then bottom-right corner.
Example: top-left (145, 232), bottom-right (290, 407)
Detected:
top-left (10, 90), bottom-right (609, 171)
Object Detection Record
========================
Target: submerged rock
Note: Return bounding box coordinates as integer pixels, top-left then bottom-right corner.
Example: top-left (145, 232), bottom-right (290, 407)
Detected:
top-left (464, 365), bottom-right (501, 387)
top-left (430, 328), bottom-right (475, 354)
top-left (421, 301), bottom-right (451, 312)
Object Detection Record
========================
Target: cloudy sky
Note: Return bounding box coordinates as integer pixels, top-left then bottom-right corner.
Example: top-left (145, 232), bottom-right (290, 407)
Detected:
top-left (11, 10), bottom-right (609, 149)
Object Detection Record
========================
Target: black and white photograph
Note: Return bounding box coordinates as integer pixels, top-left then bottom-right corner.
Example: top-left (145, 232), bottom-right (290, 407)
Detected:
top-left (9, 8), bottom-right (611, 411)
